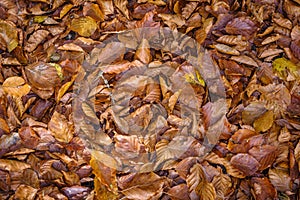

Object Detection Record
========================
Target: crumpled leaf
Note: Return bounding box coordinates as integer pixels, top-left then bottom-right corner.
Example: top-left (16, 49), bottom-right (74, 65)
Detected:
top-left (113, 0), bottom-right (130, 19)
top-left (251, 177), bottom-right (277, 200)
top-left (70, 16), bottom-right (98, 37)
top-left (268, 168), bottom-right (292, 192)
top-left (25, 30), bottom-right (49, 52)
top-left (0, 19), bottom-right (18, 52)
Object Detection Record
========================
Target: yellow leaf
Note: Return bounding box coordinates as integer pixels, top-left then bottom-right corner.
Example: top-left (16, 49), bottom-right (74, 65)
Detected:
top-left (2, 76), bottom-right (31, 97)
top-left (0, 19), bottom-right (18, 52)
top-left (272, 57), bottom-right (299, 80)
top-left (60, 4), bottom-right (73, 19)
top-left (49, 63), bottom-right (64, 80)
top-left (253, 110), bottom-right (274, 132)
top-left (33, 16), bottom-right (48, 23)
top-left (70, 16), bottom-right (98, 37)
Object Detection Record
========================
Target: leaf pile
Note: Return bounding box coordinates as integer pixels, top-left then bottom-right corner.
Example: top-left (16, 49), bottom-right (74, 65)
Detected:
top-left (0, 0), bottom-right (300, 200)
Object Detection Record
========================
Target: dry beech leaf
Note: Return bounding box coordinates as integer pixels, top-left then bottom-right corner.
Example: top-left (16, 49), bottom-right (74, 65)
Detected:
top-left (48, 111), bottom-right (74, 143)
top-left (253, 110), bottom-right (274, 132)
top-left (0, 159), bottom-right (31, 171)
top-left (182, 2), bottom-right (198, 19)
top-left (90, 42), bottom-right (125, 65)
top-left (213, 43), bottom-right (240, 55)
top-left (81, 102), bottom-right (99, 125)
top-left (58, 43), bottom-right (84, 52)
top-left (120, 172), bottom-right (166, 200)
top-left (0, 19), bottom-right (18, 52)
top-left (25, 62), bottom-right (60, 91)
top-left (113, 0), bottom-right (130, 19)
top-left (268, 168), bottom-right (292, 192)
top-left (230, 153), bottom-right (260, 176)
top-left (251, 177), bottom-right (277, 200)
top-left (225, 16), bottom-right (257, 38)
top-left (14, 185), bottom-right (38, 200)
top-left (134, 38), bottom-right (152, 64)
top-left (2, 76), bottom-right (31, 98)
top-left (70, 16), bottom-right (98, 37)
top-left (186, 163), bottom-right (205, 191)
top-left (25, 30), bottom-right (49, 52)
top-left (168, 89), bottom-right (181, 113)
top-left (196, 181), bottom-right (216, 200)
top-left (249, 145), bottom-right (277, 170)
top-left (97, 0), bottom-right (115, 16)
top-left (83, 2), bottom-right (105, 22)
top-left (212, 172), bottom-right (232, 199)
top-left (167, 184), bottom-right (190, 200)
top-left (230, 55), bottom-right (258, 67)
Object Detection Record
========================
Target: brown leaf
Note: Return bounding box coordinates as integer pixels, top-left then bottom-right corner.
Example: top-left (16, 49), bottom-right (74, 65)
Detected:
top-left (0, 170), bottom-right (10, 191)
top-left (182, 2), bottom-right (198, 19)
top-left (225, 17), bottom-right (258, 38)
top-left (167, 184), bottom-right (190, 200)
top-left (213, 43), bottom-right (240, 55)
top-left (25, 62), bottom-right (60, 91)
top-left (18, 126), bottom-right (40, 149)
top-left (22, 169), bottom-right (40, 189)
top-left (0, 159), bottom-right (31, 171)
top-left (212, 172), bottom-right (232, 199)
top-left (48, 111), bottom-right (74, 143)
top-left (134, 38), bottom-right (152, 64)
top-left (242, 102), bottom-right (267, 125)
top-left (230, 153), bottom-right (260, 176)
top-left (249, 145), bottom-right (277, 170)
top-left (61, 186), bottom-right (90, 199)
top-left (230, 55), bottom-right (258, 67)
top-left (89, 42), bottom-right (125, 65)
top-left (114, 0), bottom-right (130, 19)
top-left (186, 163), bottom-right (206, 192)
top-left (268, 168), bottom-right (292, 192)
top-left (251, 177), bottom-right (277, 200)
top-left (14, 185), bottom-right (38, 200)
top-left (83, 2), bottom-right (105, 21)
top-left (196, 181), bottom-right (216, 200)
top-left (120, 172), bottom-right (166, 200)
top-left (25, 30), bottom-right (49, 52)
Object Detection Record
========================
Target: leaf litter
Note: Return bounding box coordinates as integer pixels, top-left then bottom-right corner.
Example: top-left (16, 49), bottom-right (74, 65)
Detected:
top-left (0, 0), bottom-right (300, 200)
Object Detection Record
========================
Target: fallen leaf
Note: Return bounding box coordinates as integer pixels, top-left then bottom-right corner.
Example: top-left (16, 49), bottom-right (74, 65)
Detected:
top-left (2, 76), bottom-right (31, 98)
top-left (48, 111), bottom-right (74, 143)
top-left (253, 110), bottom-right (274, 132)
top-left (70, 16), bottom-right (98, 37)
